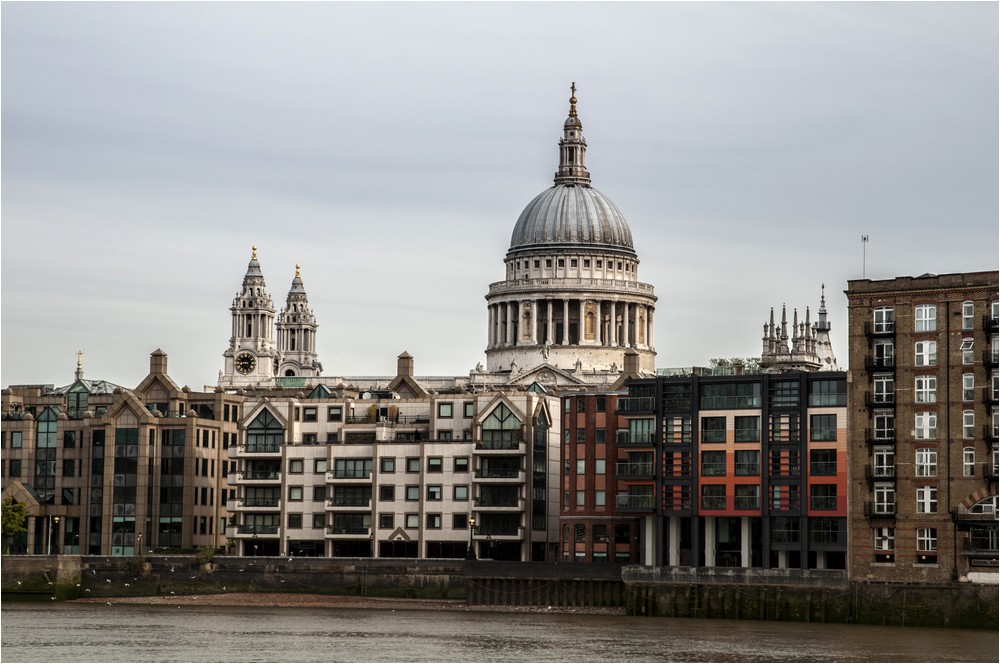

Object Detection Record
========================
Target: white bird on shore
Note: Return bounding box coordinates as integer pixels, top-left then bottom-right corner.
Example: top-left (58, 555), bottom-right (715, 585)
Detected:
top-left (124, 583), bottom-right (130, 587)
top-left (85, 589), bottom-right (91, 593)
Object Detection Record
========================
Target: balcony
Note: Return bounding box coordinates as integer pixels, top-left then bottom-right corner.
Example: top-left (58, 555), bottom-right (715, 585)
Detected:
top-left (864, 320), bottom-right (895, 338)
top-left (616, 431), bottom-right (656, 447)
top-left (227, 498), bottom-right (281, 512)
top-left (474, 526), bottom-right (524, 540)
top-left (234, 524), bottom-right (279, 537)
top-left (325, 526), bottom-right (371, 538)
top-left (616, 493), bottom-right (655, 511)
top-left (864, 501), bottom-right (896, 520)
top-left (865, 391), bottom-right (895, 410)
top-left (227, 470), bottom-right (281, 485)
top-left (809, 496), bottom-right (843, 512)
top-left (865, 464), bottom-right (896, 485)
top-left (325, 470), bottom-right (373, 483)
top-left (232, 443), bottom-right (284, 457)
top-left (475, 495), bottom-right (522, 509)
top-left (983, 313), bottom-right (999, 335)
top-left (325, 498), bottom-right (372, 510)
top-left (618, 397), bottom-right (656, 413)
top-left (983, 387), bottom-right (999, 406)
top-left (864, 356), bottom-right (896, 374)
top-left (475, 468), bottom-right (526, 482)
top-left (984, 350), bottom-right (1000, 369)
top-left (475, 438), bottom-right (525, 453)
top-left (984, 463), bottom-right (998, 483)
top-left (984, 425), bottom-right (999, 448)
top-left (615, 462), bottom-right (654, 479)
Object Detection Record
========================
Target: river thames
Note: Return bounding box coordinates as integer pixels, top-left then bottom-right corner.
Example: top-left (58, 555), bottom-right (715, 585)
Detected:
top-left (2, 602), bottom-right (996, 663)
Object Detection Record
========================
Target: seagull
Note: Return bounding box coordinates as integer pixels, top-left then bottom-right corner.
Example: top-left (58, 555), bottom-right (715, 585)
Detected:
top-left (84, 589), bottom-right (91, 593)
top-left (124, 583), bottom-right (130, 587)
top-left (107, 602), bottom-right (112, 606)
top-left (170, 591), bottom-right (175, 595)
top-left (51, 597), bottom-right (56, 601)
top-left (222, 586), bottom-right (226, 591)
top-left (106, 579), bottom-right (112, 583)
top-left (48, 581), bottom-right (54, 585)
top-left (288, 557), bottom-right (293, 562)
top-left (16, 581), bottom-right (21, 585)
top-left (76, 583), bottom-right (81, 587)
top-left (170, 567), bottom-right (175, 573)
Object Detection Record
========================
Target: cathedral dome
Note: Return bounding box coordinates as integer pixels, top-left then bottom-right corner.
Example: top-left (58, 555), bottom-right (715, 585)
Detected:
top-left (509, 184), bottom-right (634, 252)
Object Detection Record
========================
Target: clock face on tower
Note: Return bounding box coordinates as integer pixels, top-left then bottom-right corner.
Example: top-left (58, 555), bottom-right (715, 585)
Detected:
top-left (235, 352), bottom-right (256, 375)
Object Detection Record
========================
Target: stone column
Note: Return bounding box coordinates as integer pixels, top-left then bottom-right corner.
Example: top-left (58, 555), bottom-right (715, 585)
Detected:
top-left (623, 302), bottom-right (631, 347)
top-left (704, 517), bottom-right (715, 568)
top-left (562, 299), bottom-right (569, 345)
top-left (487, 306), bottom-right (494, 348)
top-left (648, 308), bottom-right (655, 350)
top-left (610, 301), bottom-right (617, 346)
top-left (531, 300), bottom-right (538, 344)
top-left (578, 300), bottom-right (586, 344)
top-left (506, 302), bottom-right (514, 346)
top-left (546, 300), bottom-right (554, 345)
top-left (742, 517), bottom-right (752, 568)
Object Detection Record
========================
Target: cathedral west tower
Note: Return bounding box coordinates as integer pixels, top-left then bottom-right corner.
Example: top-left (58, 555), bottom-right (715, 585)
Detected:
top-left (220, 246), bottom-right (278, 388)
top-left (276, 263), bottom-right (322, 378)
top-left (484, 84), bottom-right (657, 378)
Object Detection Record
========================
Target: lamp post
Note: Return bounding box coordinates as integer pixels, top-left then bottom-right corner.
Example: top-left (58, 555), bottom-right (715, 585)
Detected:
top-left (52, 516), bottom-right (60, 555)
top-left (466, 517), bottom-right (477, 560)
top-left (137, 533), bottom-right (143, 559)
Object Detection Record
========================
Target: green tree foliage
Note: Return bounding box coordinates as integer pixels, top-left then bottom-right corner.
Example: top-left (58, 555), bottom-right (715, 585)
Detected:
top-left (2, 498), bottom-right (29, 553)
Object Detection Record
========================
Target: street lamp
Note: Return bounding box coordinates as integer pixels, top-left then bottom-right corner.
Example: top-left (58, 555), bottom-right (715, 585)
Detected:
top-left (466, 517), bottom-right (477, 560)
top-left (52, 516), bottom-right (60, 555)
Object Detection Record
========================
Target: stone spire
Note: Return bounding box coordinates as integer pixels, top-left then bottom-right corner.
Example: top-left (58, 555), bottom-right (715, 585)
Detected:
top-left (761, 286), bottom-right (840, 372)
top-left (75, 350), bottom-right (84, 382)
top-left (276, 263), bottom-right (322, 378)
top-left (554, 82), bottom-right (592, 186)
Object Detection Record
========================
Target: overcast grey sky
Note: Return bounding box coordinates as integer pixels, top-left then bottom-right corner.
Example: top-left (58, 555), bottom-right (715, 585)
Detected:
top-left (2, 2), bottom-right (997, 389)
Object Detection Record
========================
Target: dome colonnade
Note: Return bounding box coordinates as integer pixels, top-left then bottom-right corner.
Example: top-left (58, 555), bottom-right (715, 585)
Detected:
top-left (485, 84), bottom-right (657, 375)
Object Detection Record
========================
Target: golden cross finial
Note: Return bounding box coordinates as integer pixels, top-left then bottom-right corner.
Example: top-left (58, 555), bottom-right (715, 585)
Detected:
top-left (251, 245), bottom-right (257, 260)
top-left (569, 82), bottom-right (577, 117)
top-left (76, 350), bottom-right (83, 368)
top-left (295, 263), bottom-right (301, 278)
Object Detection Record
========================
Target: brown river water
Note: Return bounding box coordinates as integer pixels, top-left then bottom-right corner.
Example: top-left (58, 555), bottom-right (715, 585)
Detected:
top-left (2, 602), bottom-right (996, 662)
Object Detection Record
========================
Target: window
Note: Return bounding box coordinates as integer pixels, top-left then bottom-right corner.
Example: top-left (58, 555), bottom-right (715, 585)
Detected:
top-left (734, 416), bottom-right (759, 442)
top-left (701, 416), bottom-right (726, 443)
top-left (11, 432), bottom-right (21, 448)
top-left (576, 459), bottom-right (585, 475)
top-left (453, 514), bottom-right (468, 530)
top-left (873, 307), bottom-right (894, 333)
top-left (963, 447), bottom-right (976, 477)
top-left (594, 491), bottom-right (606, 507)
top-left (426, 514), bottom-right (442, 529)
top-left (313, 485), bottom-right (326, 502)
top-left (328, 406), bottom-right (342, 422)
top-left (810, 414), bottom-right (837, 441)
top-left (916, 527), bottom-right (937, 552)
top-left (405, 514), bottom-right (419, 529)
top-left (464, 402), bottom-right (475, 418)
top-left (734, 484), bottom-right (760, 510)
top-left (809, 379), bottom-right (847, 407)
top-left (595, 459), bottom-right (606, 475)
top-left (405, 486), bottom-right (419, 501)
top-left (576, 429), bottom-right (586, 443)
top-left (875, 527), bottom-right (894, 553)
top-left (963, 410), bottom-right (975, 439)
top-left (287, 513), bottom-right (302, 529)
top-left (303, 407), bottom-right (317, 422)
top-left (874, 340), bottom-right (895, 368)
top-left (963, 374), bottom-right (975, 402)
top-left (62, 459), bottom-right (75, 477)
top-left (810, 484), bottom-right (837, 511)
top-left (289, 459), bottom-right (304, 474)
top-left (63, 431), bottom-right (76, 448)
top-left (426, 485), bottom-right (442, 501)
top-left (595, 428), bottom-right (606, 443)
top-left (874, 483), bottom-right (895, 515)
top-left (454, 457), bottom-right (469, 473)
top-left (873, 446), bottom-right (895, 478)
top-left (734, 450), bottom-right (759, 476)
top-left (874, 413), bottom-right (895, 440)
top-left (378, 485), bottom-right (395, 501)
top-left (701, 485), bottom-right (726, 510)
top-left (915, 448), bottom-right (937, 477)
top-left (961, 338), bottom-right (975, 365)
top-left (453, 485), bottom-right (468, 501)
top-left (809, 449), bottom-right (836, 476)
top-left (914, 341), bottom-right (936, 366)
top-left (916, 486), bottom-right (937, 513)
top-left (701, 451), bottom-right (726, 476)
top-left (595, 396), bottom-right (606, 412)
top-left (914, 304), bottom-right (936, 332)
top-left (314, 459), bottom-right (327, 474)
top-left (427, 457), bottom-right (443, 473)
top-left (914, 412), bottom-right (937, 439)
top-left (9, 459), bottom-right (21, 477)
top-left (380, 457), bottom-right (396, 473)
top-left (406, 458), bottom-right (420, 473)
top-left (288, 486), bottom-right (303, 501)
top-left (437, 402), bottom-right (453, 418)
top-left (914, 376), bottom-right (936, 403)
top-left (873, 376), bottom-right (894, 404)
top-left (962, 301), bottom-right (975, 330)
top-left (312, 513), bottom-right (326, 529)
top-left (334, 458), bottom-right (372, 479)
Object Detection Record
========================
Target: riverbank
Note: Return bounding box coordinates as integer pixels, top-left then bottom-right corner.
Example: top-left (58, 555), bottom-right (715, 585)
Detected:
top-left (70, 591), bottom-right (627, 614)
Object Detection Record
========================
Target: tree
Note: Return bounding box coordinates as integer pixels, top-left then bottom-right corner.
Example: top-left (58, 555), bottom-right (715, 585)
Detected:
top-left (1, 498), bottom-right (29, 554)
top-left (709, 357), bottom-right (761, 374)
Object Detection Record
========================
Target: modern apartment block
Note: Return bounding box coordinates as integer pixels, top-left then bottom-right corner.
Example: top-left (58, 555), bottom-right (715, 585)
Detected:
top-left (227, 379), bottom-right (561, 561)
top-left (561, 369), bottom-right (848, 570)
top-left (846, 271), bottom-right (999, 583)
top-left (1, 350), bottom-right (240, 555)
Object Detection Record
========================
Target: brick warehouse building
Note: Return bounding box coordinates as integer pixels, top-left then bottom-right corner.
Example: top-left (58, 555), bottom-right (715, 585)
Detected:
top-left (846, 271), bottom-right (998, 583)
top-left (561, 368), bottom-right (848, 569)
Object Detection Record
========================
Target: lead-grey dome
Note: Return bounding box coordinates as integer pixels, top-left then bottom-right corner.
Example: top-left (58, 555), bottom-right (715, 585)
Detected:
top-left (509, 184), bottom-right (634, 252)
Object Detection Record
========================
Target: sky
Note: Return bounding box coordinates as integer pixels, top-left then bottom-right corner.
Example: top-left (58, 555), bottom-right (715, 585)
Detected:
top-left (2, 2), bottom-right (997, 390)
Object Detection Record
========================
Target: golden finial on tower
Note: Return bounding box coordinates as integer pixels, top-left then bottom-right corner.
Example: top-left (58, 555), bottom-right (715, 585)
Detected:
top-left (295, 263), bottom-right (301, 278)
top-left (76, 350), bottom-right (83, 368)
top-left (569, 82), bottom-right (577, 117)
top-left (251, 245), bottom-right (258, 260)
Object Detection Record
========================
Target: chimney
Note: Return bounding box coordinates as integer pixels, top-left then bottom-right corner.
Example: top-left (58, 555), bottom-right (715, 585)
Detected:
top-left (150, 349), bottom-right (168, 375)
top-left (396, 351), bottom-right (414, 379)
